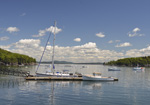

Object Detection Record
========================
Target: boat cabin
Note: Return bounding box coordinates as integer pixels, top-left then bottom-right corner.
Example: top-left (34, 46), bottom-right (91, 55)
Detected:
top-left (62, 70), bottom-right (69, 74)
top-left (93, 72), bottom-right (102, 76)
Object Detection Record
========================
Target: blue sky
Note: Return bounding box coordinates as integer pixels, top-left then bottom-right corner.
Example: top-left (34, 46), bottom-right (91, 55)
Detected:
top-left (0, 0), bottom-right (150, 63)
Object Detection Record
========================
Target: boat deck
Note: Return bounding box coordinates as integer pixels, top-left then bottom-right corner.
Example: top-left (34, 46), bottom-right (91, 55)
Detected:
top-left (25, 76), bottom-right (83, 81)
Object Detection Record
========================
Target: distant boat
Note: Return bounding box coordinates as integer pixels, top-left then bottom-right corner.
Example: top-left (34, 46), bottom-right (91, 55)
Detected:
top-left (82, 72), bottom-right (118, 81)
top-left (108, 67), bottom-right (121, 71)
top-left (133, 64), bottom-right (145, 70)
top-left (133, 67), bottom-right (145, 70)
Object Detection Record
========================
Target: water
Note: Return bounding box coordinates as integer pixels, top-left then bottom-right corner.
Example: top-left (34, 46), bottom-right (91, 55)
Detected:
top-left (0, 64), bottom-right (150, 105)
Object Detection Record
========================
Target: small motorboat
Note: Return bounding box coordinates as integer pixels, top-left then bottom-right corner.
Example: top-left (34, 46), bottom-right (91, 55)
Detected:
top-left (133, 67), bottom-right (145, 70)
top-left (82, 72), bottom-right (118, 81)
top-left (108, 67), bottom-right (121, 71)
top-left (133, 64), bottom-right (145, 70)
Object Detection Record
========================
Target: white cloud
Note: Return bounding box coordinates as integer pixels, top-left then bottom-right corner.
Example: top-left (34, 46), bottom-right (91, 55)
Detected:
top-left (14, 39), bottom-right (41, 48)
top-left (0, 45), bottom-right (11, 50)
top-left (18, 39), bottom-right (40, 45)
top-left (0, 36), bottom-right (9, 41)
top-left (108, 40), bottom-right (113, 43)
top-left (128, 27), bottom-right (144, 37)
top-left (1, 40), bottom-right (124, 63)
top-left (125, 46), bottom-right (150, 57)
top-left (96, 32), bottom-right (105, 38)
top-left (32, 26), bottom-right (62, 37)
top-left (133, 28), bottom-right (140, 32)
top-left (115, 42), bottom-right (132, 47)
top-left (3, 39), bottom-right (150, 63)
top-left (20, 13), bottom-right (26, 16)
top-left (139, 46), bottom-right (150, 52)
top-left (6, 27), bottom-right (20, 33)
top-left (73, 42), bottom-right (96, 50)
top-left (32, 30), bottom-right (46, 37)
top-left (46, 26), bottom-right (62, 34)
top-left (74, 38), bottom-right (81, 42)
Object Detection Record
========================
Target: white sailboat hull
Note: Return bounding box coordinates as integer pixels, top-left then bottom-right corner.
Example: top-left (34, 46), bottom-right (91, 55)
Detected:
top-left (36, 72), bottom-right (71, 77)
top-left (36, 72), bottom-right (53, 77)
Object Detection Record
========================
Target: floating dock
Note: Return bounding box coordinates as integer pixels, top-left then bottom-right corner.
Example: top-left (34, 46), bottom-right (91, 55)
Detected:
top-left (25, 76), bottom-right (118, 81)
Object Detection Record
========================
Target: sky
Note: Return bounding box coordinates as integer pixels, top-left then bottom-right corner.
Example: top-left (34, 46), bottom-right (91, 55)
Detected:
top-left (0, 0), bottom-right (150, 63)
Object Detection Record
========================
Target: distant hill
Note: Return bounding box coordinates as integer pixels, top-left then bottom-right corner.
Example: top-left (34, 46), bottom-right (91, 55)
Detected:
top-left (105, 56), bottom-right (150, 67)
top-left (39, 61), bottom-right (73, 64)
top-left (39, 61), bottom-right (103, 65)
top-left (0, 48), bottom-right (36, 66)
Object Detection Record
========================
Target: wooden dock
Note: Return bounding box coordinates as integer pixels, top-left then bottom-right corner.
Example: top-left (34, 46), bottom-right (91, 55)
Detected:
top-left (25, 76), bottom-right (118, 81)
top-left (25, 76), bottom-right (83, 80)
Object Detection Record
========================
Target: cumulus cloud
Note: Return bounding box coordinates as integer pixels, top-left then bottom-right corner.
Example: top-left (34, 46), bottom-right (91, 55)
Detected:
top-left (133, 28), bottom-right (140, 32)
top-left (14, 39), bottom-right (41, 48)
top-left (0, 45), bottom-right (11, 50)
top-left (3, 38), bottom-right (150, 63)
top-left (125, 46), bottom-right (150, 57)
top-left (115, 42), bottom-right (132, 47)
top-left (74, 38), bottom-right (81, 42)
top-left (32, 26), bottom-right (62, 37)
top-left (0, 36), bottom-right (9, 41)
top-left (1, 40), bottom-right (124, 63)
top-left (140, 46), bottom-right (150, 52)
top-left (4, 39), bottom-right (150, 63)
top-left (96, 32), bottom-right (105, 38)
top-left (128, 27), bottom-right (144, 37)
top-left (6, 27), bottom-right (20, 33)
top-left (73, 42), bottom-right (96, 50)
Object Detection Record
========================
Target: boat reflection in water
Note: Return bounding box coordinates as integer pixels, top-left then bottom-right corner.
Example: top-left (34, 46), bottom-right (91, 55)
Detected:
top-left (82, 81), bottom-right (102, 90)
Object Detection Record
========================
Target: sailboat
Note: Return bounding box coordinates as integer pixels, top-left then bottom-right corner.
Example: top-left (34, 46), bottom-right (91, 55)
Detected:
top-left (35, 21), bottom-right (71, 77)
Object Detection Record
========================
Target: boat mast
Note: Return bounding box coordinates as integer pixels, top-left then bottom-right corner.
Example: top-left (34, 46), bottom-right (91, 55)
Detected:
top-left (51, 21), bottom-right (57, 74)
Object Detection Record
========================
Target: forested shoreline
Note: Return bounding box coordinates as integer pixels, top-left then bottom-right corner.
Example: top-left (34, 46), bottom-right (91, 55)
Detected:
top-left (0, 48), bottom-right (36, 66)
top-left (105, 56), bottom-right (150, 67)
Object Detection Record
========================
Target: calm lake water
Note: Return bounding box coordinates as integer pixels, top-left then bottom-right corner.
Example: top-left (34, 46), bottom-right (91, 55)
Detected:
top-left (0, 64), bottom-right (150, 105)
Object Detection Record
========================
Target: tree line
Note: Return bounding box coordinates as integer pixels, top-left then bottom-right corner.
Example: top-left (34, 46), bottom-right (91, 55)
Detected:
top-left (105, 56), bottom-right (150, 67)
top-left (0, 48), bottom-right (36, 66)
